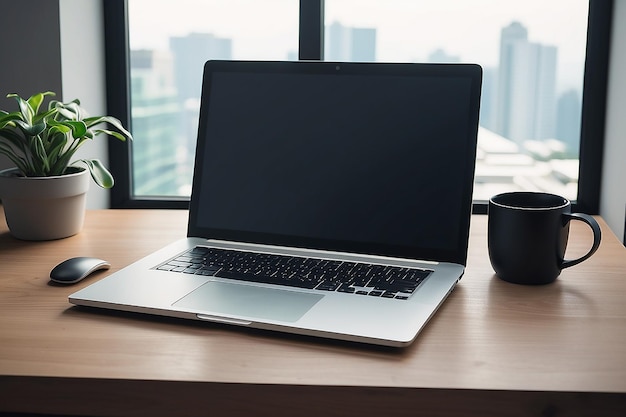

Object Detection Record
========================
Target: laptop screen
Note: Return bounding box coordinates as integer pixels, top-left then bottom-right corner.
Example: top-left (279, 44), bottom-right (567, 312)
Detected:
top-left (188, 61), bottom-right (482, 265)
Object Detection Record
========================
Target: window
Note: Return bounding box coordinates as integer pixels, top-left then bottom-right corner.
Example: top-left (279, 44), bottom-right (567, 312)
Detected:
top-left (104, 0), bottom-right (612, 212)
top-left (325, 1), bottom-right (589, 203)
top-left (110, 0), bottom-right (298, 202)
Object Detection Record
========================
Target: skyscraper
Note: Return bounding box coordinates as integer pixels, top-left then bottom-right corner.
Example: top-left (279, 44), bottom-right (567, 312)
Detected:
top-left (556, 89), bottom-right (582, 154)
top-left (325, 21), bottom-right (376, 61)
top-left (168, 32), bottom-right (233, 180)
top-left (351, 27), bottom-right (376, 61)
top-left (495, 22), bottom-right (557, 144)
top-left (130, 49), bottom-right (182, 196)
top-left (479, 67), bottom-right (498, 131)
top-left (169, 33), bottom-right (232, 102)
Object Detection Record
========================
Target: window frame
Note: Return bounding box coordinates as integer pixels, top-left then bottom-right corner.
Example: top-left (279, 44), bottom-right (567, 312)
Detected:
top-left (104, 0), bottom-right (613, 213)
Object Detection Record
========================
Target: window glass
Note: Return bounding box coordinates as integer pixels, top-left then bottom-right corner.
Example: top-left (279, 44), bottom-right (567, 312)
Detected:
top-left (325, 0), bottom-right (589, 202)
top-left (128, 0), bottom-right (298, 197)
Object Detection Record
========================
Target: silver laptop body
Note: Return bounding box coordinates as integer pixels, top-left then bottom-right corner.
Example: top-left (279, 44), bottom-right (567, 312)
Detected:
top-left (70, 60), bottom-right (482, 347)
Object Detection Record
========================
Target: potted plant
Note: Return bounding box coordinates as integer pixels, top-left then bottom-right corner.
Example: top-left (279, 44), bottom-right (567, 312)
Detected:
top-left (0, 91), bottom-right (132, 240)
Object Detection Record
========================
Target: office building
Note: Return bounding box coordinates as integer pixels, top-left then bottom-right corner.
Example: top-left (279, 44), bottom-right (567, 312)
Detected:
top-left (495, 21), bottom-right (557, 144)
top-left (169, 32), bottom-right (232, 102)
top-left (325, 21), bottom-right (376, 61)
top-left (479, 67), bottom-right (498, 132)
top-left (167, 32), bottom-right (232, 193)
top-left (351, 27), bottom-right (376, 61)
top-left (556, 89), bottom-right (582, 155)
top-left (130, 49), bottom-right (183, 196)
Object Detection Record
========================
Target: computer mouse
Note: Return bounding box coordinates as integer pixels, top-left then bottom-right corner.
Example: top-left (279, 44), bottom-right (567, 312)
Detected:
top-left (50, 257), bottom-right (111, 284)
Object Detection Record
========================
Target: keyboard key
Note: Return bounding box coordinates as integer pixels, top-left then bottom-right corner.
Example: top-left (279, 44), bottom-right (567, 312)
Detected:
top-left (168, 260), bottom-right (193, 268)
top-left (156, 246), bottom-right (432, 301)
top-left (317, 282), bottom-right (340, 291)
top-left (337, 284), bottom-right (355, 293)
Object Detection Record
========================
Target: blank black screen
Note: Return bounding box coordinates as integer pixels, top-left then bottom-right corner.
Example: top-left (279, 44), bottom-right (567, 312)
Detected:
top-left (190, 62), bottom-right (480, 264)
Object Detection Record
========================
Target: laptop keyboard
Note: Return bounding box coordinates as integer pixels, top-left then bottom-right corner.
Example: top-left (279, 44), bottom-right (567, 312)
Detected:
top-left (156, 246), bottom-right (432, 300)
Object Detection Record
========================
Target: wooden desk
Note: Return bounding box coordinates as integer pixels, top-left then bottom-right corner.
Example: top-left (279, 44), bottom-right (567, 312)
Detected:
top-left (1, 208), bottom-right (625, 417)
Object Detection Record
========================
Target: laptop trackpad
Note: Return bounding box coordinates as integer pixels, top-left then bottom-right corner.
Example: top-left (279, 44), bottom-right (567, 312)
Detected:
top-left (173, 281), bottom-right (324, 323)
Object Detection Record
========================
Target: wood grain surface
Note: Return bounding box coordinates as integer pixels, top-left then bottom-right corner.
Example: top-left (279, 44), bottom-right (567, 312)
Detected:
top-left (1, 208), bottom-right (625, 416)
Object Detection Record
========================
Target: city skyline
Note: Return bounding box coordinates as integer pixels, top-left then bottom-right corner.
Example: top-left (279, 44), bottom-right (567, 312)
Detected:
top-left (128, 17), bottom-right (584, 198)
top-left (129, 0), bottom-right (588, 93)
top-left (326, 21), bottom-right (377, 62)
top-left (135, 20), bottom-right (579, 140)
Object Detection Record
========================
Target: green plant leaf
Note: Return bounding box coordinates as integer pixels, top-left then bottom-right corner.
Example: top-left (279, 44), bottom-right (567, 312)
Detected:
top-left (31, 136), bottom-right (50, 174)
top-left (55, 106), bottom-right (78, 120)
top-left (32, 107), bottom-right (59, 125)
top-left (0, 127), bottom-right (29, 153)
top-left (52, 99), bottom-right (85, 121)
top-left (13, 119), bottom-right (46, 137)
top-left (92, 128), bottom-right (128, 141)
top-left (7, 93), bottom-right (35, 124)
top-left (0, 111), bottom-right (24, 128)
top-left (0, 143), bottom-right (29, 174)
top-left (50, 140), bottom-right (76, 174)
top-left (49, 119), bottom-right (88, 138)
top-left (74, 159), bottom-right (114, 188)
top-left (47, 132), bottom-right (68, 158)
top-left (63, 100), bottom-right (84, 120)
top-left (2, 91), bottom-right (130, 184)
top-left (84, 116), bottom-right (133, 140)
top-left (46, 123), bottom-right (71, 135)
top-left (26, 91), bottom-right (55, 115)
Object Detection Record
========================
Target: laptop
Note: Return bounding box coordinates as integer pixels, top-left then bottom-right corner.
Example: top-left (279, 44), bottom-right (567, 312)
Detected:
top-left (70, 60), bottom-right (482, 347)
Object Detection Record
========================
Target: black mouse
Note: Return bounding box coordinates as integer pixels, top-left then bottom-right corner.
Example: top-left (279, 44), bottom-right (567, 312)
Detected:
top-left (50, 257), bottom-right (111, 284)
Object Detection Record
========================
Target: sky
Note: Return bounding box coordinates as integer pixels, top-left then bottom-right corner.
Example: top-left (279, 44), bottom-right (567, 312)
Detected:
top-left (128, 0), bottom-right (590, 92)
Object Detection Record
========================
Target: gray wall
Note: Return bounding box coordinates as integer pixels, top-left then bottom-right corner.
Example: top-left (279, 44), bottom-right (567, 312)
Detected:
top-left (0, 1), bottom-right (63, 105)
top-left (0, 0), bottom-right (108, 208)
top-left (0, 0), bottom-right (63, 171)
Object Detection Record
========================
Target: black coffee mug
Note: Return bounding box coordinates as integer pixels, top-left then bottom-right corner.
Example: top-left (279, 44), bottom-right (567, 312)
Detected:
top-left (488, 192), bottom-right (601, 285)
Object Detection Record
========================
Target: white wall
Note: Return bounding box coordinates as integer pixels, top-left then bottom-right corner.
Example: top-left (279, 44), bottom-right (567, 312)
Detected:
top-left (59, 0), bottom-right (109, 209)
top-left (600, 1), bottom-right (626, 243)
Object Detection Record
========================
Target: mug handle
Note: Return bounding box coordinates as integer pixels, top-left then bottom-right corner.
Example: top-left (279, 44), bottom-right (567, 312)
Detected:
top-left (561, 213), bottom-right (602, 269)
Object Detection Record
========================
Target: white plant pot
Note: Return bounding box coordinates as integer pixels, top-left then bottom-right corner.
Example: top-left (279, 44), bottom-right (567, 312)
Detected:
top-left (0, 167), bottom-right (90, 240)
